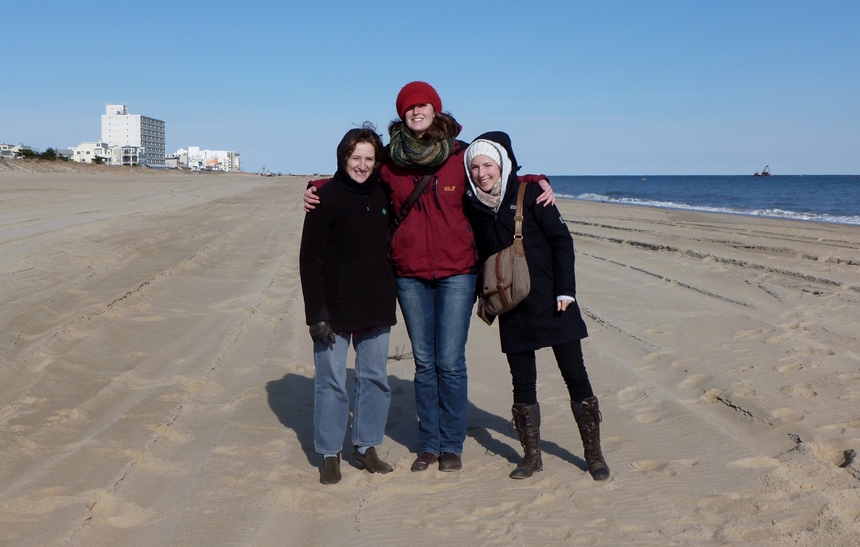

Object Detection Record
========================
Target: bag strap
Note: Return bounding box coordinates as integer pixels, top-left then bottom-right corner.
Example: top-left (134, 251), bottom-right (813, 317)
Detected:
top-left (513, 182), bottom-right (527, 240)
top-left (392, 174), bottom-right (434, 231)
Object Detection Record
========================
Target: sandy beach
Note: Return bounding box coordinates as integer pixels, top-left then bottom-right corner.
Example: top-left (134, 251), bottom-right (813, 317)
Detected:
top-left (2, 161), bottom-right (859, 546)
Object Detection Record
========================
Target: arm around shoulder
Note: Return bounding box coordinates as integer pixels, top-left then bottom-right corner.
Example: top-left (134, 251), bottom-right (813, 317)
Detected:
top-left (518, 174), bottom-right (554, 206)
top-left (303, 178), bottom-right (332, 212)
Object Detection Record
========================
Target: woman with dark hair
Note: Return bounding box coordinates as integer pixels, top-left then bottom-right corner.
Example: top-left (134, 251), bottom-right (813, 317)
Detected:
top-left (299, 123), bottom-right (397, 485)
top-left (463, 131), bottom-right (610, 481)
top-left (305, 83), bottom-right (553, 473)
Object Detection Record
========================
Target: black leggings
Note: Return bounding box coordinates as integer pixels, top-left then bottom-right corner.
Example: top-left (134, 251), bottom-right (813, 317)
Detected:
top-left (506, 340), bottom-right (594, 405)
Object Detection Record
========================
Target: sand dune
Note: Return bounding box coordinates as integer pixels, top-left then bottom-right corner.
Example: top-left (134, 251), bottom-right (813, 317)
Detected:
top-left (1, 164), bottom-right (859, 545)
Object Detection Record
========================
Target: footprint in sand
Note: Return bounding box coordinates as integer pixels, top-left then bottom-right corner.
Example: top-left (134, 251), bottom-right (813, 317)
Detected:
top-left (466, 500), bottom-right (520, 518)
top-left (780, 384), bottom-right (817, 399)
top-left (88, 492), bottom-right (155, 529)
top-left (821, 418), bottom-right (860, 436)
top-left (635, 412), bottom-right (663, 424)
top-left (728, 454), bottom-right (780, 468)
top-left (787, 346), bottom-right (834, 357)
top-left (641, 351), bottom-right (673, 363)
top-left (616, 385), bottom-right (648, 403)
top-left (837, 390), bottom-right (860, 402)
top-left (697, 387), bottom-right (725, 405)
top-left (670, 359), bottom-right (694, 369)
top-left (771, 407), bottom-right (804, 423)
top-left (767, 322), bottom-right (811, 344)
top-left (695, 495), bottom-right (739, 513)
top-left (631, 458), bottom-right (698, 477)
top-left (732, 329), bottom-right (770, 340)
top-left (731, 379), bottom-right (757, 397)
top-left (678, 373), bottom-right (710, 390)
top-left (49, 407), bottom-right (89, 423)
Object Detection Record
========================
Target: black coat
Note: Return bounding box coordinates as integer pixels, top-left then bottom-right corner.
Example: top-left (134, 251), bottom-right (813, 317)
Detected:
top-left (464, 133), bottom-right (587, 354)
top-left (299, 171), bottom-right (397, 333)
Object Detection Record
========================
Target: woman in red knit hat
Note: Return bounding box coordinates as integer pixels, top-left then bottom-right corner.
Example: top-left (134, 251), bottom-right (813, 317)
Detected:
top-left (305, 81), bottom-right (553, 473)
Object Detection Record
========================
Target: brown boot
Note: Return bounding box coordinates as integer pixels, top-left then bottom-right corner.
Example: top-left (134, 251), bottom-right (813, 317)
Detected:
top-left (353, 446), bottom-right (394, 474)
top-left (572, 397), bottom-right (610, 481)
top-left (510, 403), bottom-right (543, 479)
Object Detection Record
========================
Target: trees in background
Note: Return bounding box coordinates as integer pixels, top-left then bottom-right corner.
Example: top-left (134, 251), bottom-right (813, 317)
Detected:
top-left (18, 147), bottom-right (67, 161)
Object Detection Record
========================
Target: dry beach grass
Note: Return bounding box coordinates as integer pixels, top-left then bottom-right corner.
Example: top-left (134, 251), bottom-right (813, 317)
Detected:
top-left (1, 160), bottom-right (859, 545)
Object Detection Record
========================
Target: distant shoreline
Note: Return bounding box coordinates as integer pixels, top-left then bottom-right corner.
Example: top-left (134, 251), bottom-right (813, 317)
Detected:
top-left (548, 173), bottom-right (860, 177)
top-left (0, 158), bottom-right (327, 178)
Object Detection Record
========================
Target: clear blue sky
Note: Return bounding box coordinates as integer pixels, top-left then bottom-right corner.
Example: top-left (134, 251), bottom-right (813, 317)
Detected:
top-left (3, 1), bottom-right (858, 175)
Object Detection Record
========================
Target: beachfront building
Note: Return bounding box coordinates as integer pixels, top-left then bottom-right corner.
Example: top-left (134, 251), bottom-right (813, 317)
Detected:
top-left (116, 145), bottom-right (142, 166)
top-left (101, 104), bottom-right (165, 167)
top-left (71, 141), bottom-right (113, 164)
top-left (70, 142), bottom-right (142, 166)
top-left (0, 143), bottom-right (35, 158)
top-left (164, 149), bottom-right (186, 169)
top-left (167, 146), bottom-right (241, 172)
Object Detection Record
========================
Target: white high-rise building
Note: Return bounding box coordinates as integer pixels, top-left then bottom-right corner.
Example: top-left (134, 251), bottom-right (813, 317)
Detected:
top-left (101, 104), bottom-right (165, 167)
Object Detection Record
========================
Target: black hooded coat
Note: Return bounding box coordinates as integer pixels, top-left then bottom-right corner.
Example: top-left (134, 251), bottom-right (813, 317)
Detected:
top-left (463, 131), bottom-right (588, 353)
top-left (299, 131), bottom-right (397, 333)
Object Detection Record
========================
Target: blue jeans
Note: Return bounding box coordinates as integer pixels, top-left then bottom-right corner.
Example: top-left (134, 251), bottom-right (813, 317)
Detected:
top-left (313, 326), bottom-right (391, 456)
top-left (396, 274), bottom-right (476, 455)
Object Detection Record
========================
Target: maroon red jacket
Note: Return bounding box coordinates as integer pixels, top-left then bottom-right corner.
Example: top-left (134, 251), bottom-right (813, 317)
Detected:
top-left (309, 140), bottom-right (546, 281)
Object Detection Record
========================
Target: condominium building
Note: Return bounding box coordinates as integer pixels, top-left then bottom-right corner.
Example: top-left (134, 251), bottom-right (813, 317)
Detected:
top-left (101, 104), bottom-right (165, 167)
top-left (167, 146), bottom-right (241, 172)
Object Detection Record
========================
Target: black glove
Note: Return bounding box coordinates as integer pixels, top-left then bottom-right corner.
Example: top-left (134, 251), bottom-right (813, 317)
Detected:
top-left (309, 321), bottom-right (336, 346)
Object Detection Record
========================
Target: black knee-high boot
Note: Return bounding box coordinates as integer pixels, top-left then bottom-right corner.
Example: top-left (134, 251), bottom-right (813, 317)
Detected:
top-left (510, 403), bottom-right (543, 479)
top-left (571, 396), bottom-right (610, 481)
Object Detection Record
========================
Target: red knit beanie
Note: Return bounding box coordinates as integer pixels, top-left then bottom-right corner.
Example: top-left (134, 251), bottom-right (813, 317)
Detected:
top-left (395, 81), bottom-right (443, 120)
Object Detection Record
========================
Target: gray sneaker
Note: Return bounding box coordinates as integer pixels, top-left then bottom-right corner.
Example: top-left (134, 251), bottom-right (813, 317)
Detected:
top-left (353, 446), bottom-right (393, 474)
top-left (320, 454), bottom-right (341, 485)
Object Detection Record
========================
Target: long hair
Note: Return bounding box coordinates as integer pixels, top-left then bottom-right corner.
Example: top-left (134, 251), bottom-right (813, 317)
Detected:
top-left (388, 111), bottom-right (460, 143)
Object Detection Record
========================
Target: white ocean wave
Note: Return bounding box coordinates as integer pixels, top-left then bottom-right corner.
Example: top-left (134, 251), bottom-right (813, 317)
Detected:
top-left (562, 193), bottom-right (860, 225)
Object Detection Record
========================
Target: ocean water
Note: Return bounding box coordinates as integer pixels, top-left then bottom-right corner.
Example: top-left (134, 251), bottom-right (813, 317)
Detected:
top-left (550, 175), bottom-right (860, 225)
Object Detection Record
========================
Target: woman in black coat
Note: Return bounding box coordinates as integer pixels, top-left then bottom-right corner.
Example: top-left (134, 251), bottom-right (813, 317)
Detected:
top-left (463, 131), bottom-right (609, 481)
top-left (299, 123), bottom-right (397, 485)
